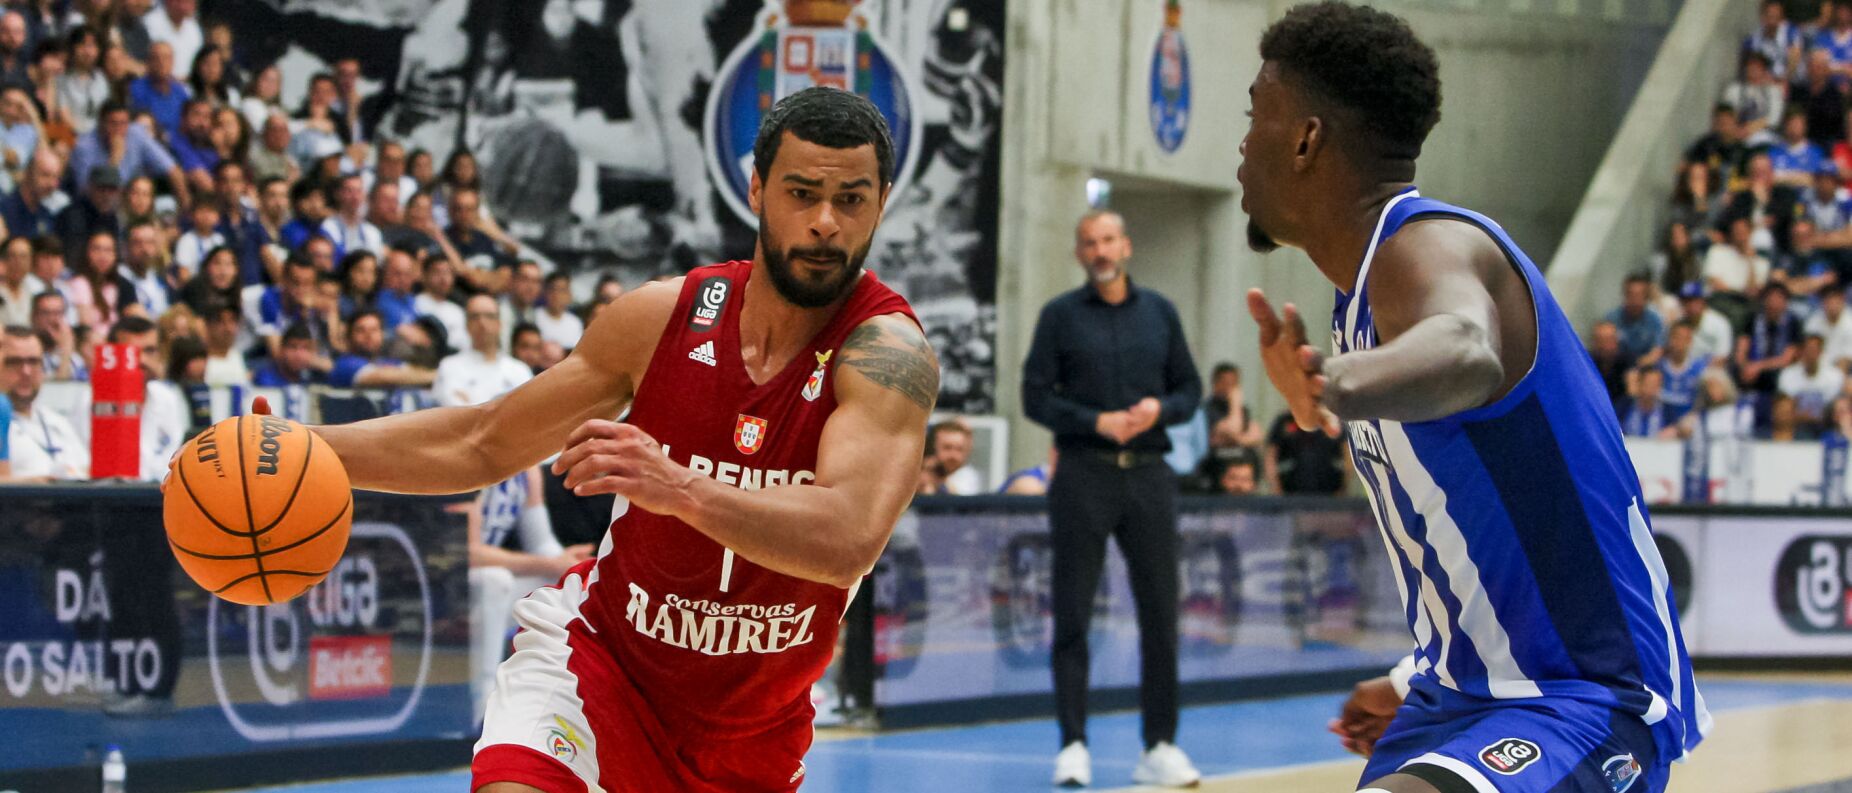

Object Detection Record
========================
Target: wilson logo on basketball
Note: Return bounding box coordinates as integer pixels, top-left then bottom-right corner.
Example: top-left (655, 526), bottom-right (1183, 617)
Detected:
top-left (255, 415), bottom-right (293, 476)
top-left (735, 415), bottom-right (769, 455)
top-left (193, 425), bottom-right (224, 475)
top-left (307, 635), bottom-right (391, 700)
top-left (1479, 738), bottom-right (1542, 775)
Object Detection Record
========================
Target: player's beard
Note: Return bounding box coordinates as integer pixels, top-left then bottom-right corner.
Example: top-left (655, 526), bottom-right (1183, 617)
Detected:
top-left (759, 214), bottom-right (871, 308)
top-left (1246, 219), bottom-right (1280, 253)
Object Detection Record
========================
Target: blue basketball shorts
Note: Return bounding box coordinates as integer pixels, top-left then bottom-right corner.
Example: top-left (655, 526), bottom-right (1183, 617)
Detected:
top-left (1359, 685), bottom-right (1670, 793)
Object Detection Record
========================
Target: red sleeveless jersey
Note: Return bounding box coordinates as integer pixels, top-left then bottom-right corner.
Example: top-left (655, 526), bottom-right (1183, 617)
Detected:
top-left (577, 260), bottom-right (915, 746)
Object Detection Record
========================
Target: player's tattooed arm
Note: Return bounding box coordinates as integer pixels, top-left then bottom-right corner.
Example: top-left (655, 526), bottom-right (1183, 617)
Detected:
top-left (840, 315), bottom-right (940, 411)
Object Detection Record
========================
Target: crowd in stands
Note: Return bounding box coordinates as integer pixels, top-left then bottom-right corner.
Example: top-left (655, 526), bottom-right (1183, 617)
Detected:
top-left (1594, 0), bottom-right (1852, 444)
top-left (0, 0), bottom-right (635, 483)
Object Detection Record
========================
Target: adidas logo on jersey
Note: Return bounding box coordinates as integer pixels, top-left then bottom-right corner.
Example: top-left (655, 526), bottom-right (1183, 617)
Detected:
top-left (688, 340), bottom-right (717, 366)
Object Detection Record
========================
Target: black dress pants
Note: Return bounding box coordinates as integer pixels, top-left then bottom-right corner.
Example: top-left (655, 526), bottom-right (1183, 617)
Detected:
top-left (1048, 452), bottom-right (1179, 748)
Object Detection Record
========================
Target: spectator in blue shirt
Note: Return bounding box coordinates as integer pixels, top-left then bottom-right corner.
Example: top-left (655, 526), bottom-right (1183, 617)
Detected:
top-left (326, 309), bottom-right (435, 390)
top-left (1620, 367), bottom-right (1674, 438)
top-left (167, 98), bottom-right (219, 197)
top-left (0, 86), bottom-right (37, 169)
top-left (1605, 273), bottom-right (1665, 361)
top-left (1770, 111), bottom-right (1828, 186)
top-left (70, 102), bottom-right (190, 207)
top-left (257, 256), bottom-right (330, 358)
top-left (278, 179), bottom-right (327, 252)
top-left (1000, 449), bottom-right (1055, 495)
top-left (1818, 5), bottom-right (1852, 86)
top-left (374, 246), bottom-right (419, 330)
top-left (250, 321), bottom-right (325, 387)
top-left (1747, 0), bottom-right (1802, 81)
top-left (0, 149), bottom-right (65, 240)
top-left (127, 42), bottom-right (189, 140)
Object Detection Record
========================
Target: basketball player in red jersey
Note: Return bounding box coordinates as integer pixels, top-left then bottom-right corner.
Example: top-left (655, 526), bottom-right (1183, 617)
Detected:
top-left (305, 88), bottom-right (937, 792)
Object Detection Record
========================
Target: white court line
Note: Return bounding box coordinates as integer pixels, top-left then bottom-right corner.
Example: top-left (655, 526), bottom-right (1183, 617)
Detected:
top-left (1093, 757), bottom-right (1365, 792)
top-left (809, 745), bottom-right (1141, 769)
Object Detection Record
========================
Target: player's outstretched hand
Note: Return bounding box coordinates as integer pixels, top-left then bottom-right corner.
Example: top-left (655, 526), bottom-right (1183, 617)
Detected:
top-left (1328, 676), bottom-right (1401, 757)
top-left (553, 420), bottom-right (696, 515)
top-left (1247, 289), bottom-right (1340, 437)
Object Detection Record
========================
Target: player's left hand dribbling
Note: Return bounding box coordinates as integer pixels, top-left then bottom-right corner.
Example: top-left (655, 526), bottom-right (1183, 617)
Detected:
top-left (1328, 675), bottom-right (1401, 757)
top-left (553, 420), bottom-right (697, 513)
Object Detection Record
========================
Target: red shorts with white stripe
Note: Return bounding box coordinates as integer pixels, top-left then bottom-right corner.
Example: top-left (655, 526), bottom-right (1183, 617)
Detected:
top-left (469, 560), bottom-right (814, 793)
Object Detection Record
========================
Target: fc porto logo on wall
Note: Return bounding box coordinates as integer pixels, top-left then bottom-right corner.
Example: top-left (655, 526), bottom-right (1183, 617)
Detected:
top-left (704, 0), bottom-right (923, 225)
top-left (1148, 0), bottom-right (1191, 153)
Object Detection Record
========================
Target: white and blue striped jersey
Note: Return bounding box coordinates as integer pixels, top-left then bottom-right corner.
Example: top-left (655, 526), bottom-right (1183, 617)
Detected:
top-left (480, 471), bottom-right (530, 549)
top-left (1332, 189), bottom-right (1709, 760)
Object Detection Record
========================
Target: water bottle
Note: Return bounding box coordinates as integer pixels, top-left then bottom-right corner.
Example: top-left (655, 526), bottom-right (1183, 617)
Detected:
top-left (101, 745), bottom-right (125, 793)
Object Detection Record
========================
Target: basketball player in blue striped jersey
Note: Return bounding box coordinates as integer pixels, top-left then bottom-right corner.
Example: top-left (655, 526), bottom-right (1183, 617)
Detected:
top-left (1237, 4), bottom-right (1707, 792)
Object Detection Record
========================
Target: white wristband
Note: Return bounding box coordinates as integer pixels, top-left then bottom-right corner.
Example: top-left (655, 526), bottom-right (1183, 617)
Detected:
top-left (1388, 654), bottom-right (1417, 699)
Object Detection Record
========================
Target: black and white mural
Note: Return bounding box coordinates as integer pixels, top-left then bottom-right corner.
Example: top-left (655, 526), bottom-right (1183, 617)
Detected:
top-left (209, 0), bottom-right (1004, 412)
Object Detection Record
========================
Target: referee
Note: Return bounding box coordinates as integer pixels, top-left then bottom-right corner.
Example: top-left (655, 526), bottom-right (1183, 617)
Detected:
top-left (1023, 209), bottom-right (1203, 788)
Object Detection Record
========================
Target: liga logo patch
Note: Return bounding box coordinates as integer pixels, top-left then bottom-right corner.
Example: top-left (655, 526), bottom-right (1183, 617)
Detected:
top-left (735, 414), bottom-right (769, 456)
top-left (1603, 754), bottom-right (1642, 792)
top-left (1478, 737), bottom-right (1542, 775)
top-left (688, 276), bottom-right (731, 332)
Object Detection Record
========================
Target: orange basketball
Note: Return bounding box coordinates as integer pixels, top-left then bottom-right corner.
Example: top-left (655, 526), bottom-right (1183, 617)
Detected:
top-left (163, 414), bottom-right (353, 606)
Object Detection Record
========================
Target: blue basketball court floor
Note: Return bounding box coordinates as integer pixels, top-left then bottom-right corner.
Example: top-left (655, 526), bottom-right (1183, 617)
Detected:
top-left (226, 674), bottom-right (1852, 793)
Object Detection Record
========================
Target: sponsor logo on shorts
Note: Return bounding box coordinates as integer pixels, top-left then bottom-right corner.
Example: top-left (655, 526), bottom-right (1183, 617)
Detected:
top-left (1603, 754), bottom-right (1642, 792)
top-left (688, 276), bottom-right (731, 332)
top-left (689, 340), bottom-right (718, 367)
top-left (790, 761), bottom-right (806, 784)
top-left (547, 715), bottom-right (585, 762)
top-left (1478, 738), bottom-right (1542, 775)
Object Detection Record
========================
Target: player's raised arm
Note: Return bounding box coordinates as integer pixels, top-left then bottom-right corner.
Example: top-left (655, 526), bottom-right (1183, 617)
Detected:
top-left (1318, 221), bottom-right (1519, 423)
top-left (554, 313), bottom-right (937, 588)
top-left (313, 280), bottom-right (678, 495)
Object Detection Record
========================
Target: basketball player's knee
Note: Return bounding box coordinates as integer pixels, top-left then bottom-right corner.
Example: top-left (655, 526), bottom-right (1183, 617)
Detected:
top-left (1358, 769), bottom-right (1450, 793)
top-left (474, 783), bottom-right (547, 793)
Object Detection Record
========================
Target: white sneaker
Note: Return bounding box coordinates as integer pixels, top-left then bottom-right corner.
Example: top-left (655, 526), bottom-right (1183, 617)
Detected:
top-left (1132, 742), bottom-right (1201, 788)
top-left (1052, 741), bottom-right (1092, 787)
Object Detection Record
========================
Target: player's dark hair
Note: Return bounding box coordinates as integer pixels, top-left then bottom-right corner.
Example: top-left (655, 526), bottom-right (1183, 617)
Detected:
top-left (1259, 1), bottom-right (1441, 159)
top-left (1624, 272), bottom-right (1652, 288)
top-left (511, 322), bottom-right (541, 343)
top-left (1212, 362), bottom-right (1240, 379)
top-left (281, 321), bottom-right (315, 345)
top-left (753, 87), bottom-right (895, 187)
top-left (31, 234), bottom-right (61, 257)
top-left (348, 309), bottom-right (384, 329)
top-left (106, 315), bottom-right (156, 343)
